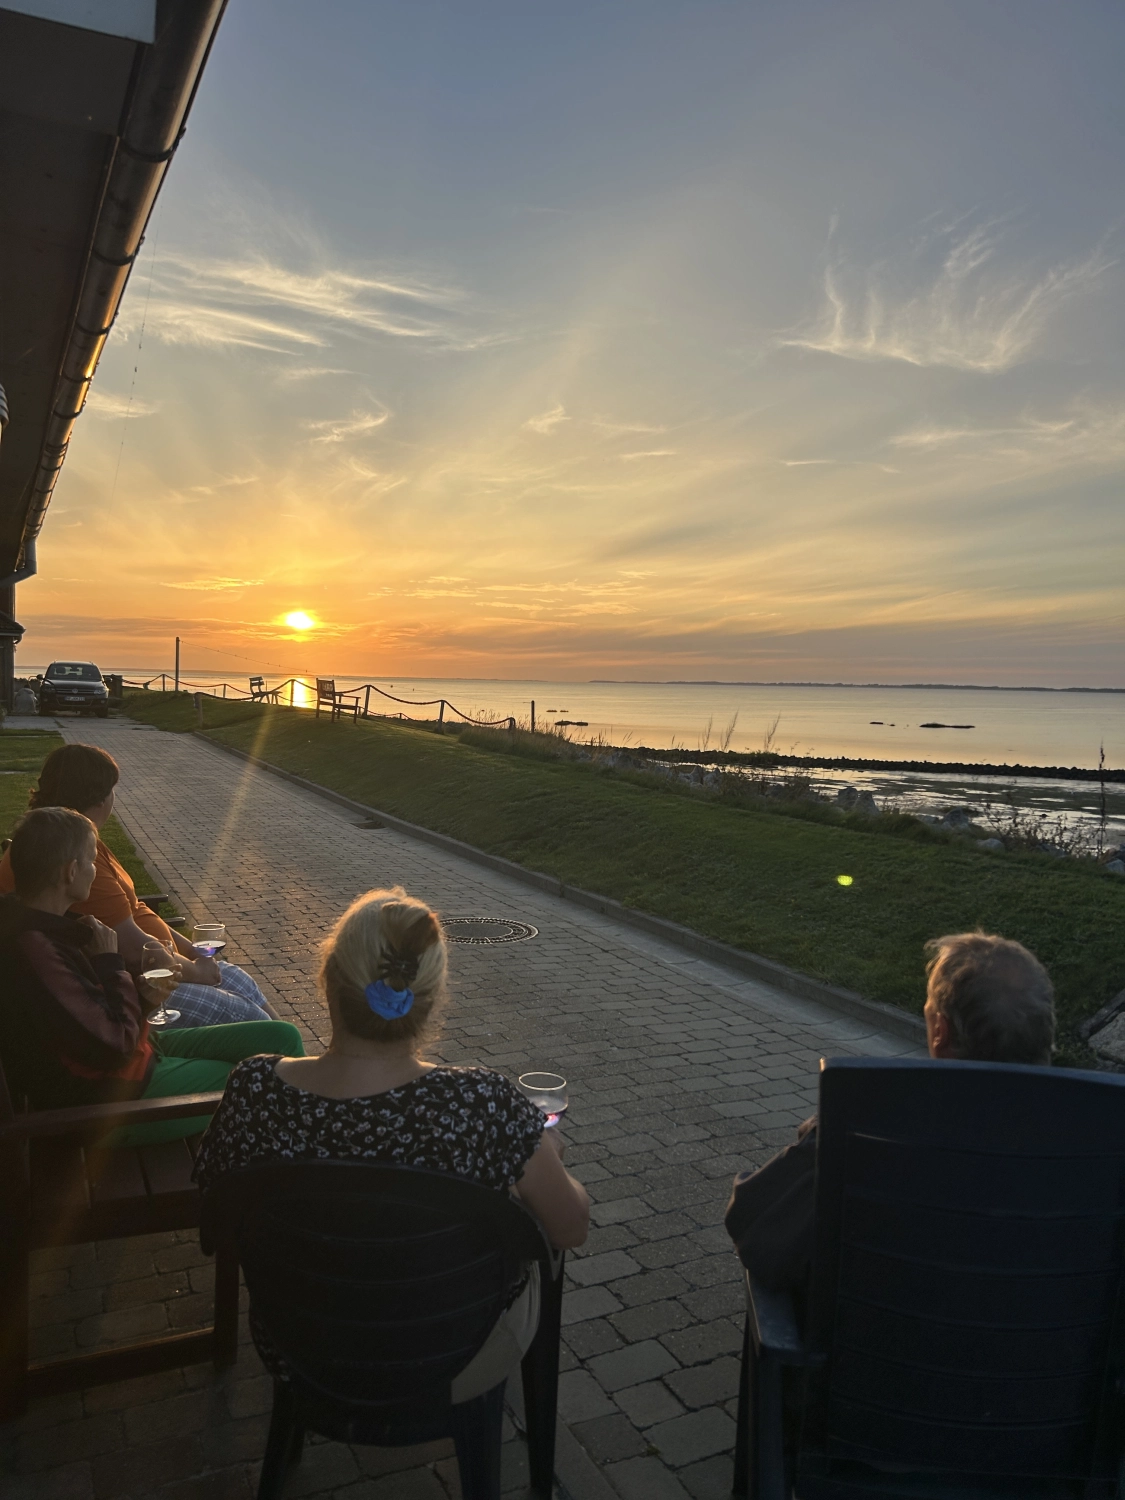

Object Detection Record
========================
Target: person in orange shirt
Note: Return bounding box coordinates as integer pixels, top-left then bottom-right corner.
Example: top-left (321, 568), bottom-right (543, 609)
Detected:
top-left (0, 744), bottom-right (279, 1029)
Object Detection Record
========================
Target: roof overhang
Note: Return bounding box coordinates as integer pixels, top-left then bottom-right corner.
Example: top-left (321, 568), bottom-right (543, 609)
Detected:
top-left (0, 0), bottom-right (228, 583)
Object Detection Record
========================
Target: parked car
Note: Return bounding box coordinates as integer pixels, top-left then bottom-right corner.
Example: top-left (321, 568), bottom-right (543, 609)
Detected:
top-left (37, 661), bottom-right (110, 717)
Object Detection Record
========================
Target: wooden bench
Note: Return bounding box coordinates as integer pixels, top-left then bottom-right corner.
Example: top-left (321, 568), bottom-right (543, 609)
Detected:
top-left (140, 893), bottom-right (186, 930)
top-left (314, 678), bottom-right (362, 724)
top-left (249, 676), bottom-right (279, 704)
top-left (0, 1064), bottom-right (238, 1419)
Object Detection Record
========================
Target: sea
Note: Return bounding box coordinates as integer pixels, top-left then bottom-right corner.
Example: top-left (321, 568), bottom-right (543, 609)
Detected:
top-left (19, 669), bottom-right (1125, 841)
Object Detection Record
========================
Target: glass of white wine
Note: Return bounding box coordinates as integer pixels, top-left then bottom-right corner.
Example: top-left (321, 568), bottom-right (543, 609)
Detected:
top-left (517, 1072), bottom-right (568, 1128)
top-left (141, 939), bottom-right (180, 1027)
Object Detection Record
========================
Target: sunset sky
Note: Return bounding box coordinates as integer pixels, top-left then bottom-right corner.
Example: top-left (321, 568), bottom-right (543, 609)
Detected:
top-left (20, 0), bottom-right (1125, 685)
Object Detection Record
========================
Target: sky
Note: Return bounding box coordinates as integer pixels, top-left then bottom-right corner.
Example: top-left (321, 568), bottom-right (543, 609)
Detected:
top-left (19, 0), bottom-right (1125, 685)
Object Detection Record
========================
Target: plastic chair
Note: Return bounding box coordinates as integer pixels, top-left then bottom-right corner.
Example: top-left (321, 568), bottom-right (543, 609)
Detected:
top-left (201, 1160), bottom-right (563, 1499)
top-left (734, 1057), bottom-right (1125, 1499)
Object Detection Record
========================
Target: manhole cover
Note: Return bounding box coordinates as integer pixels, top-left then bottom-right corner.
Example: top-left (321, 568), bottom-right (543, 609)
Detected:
top-left (444, 917), bottom-right (538, 945)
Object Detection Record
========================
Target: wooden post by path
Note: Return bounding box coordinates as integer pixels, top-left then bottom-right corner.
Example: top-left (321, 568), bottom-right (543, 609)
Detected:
top-left (438, 700), bottom-right (446, 730)
top-left (531, 700), bottom-right (535, 733)
top-left (174, 638), bottom-right (180, 693)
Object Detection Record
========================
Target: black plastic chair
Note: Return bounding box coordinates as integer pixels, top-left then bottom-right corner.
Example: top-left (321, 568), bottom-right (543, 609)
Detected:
top-left (734, 1057), bottom-right (1125, 1499)
top-left (201, 1161), bottom-right (563, 1499)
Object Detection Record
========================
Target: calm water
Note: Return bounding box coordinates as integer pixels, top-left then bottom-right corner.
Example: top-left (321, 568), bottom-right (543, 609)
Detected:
top-left (21, 667), bottom-right (1125, 838)
top-left (34, 669), bottom-right (1123, 769)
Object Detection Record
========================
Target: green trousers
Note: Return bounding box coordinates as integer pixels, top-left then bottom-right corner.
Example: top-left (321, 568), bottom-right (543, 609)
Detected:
top-left (109, 1020), bottom-right (305, 1146)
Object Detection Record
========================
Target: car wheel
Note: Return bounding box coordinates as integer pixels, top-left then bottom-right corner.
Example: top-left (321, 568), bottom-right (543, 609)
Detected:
top-left (96, 708), bottom-right (109, 718)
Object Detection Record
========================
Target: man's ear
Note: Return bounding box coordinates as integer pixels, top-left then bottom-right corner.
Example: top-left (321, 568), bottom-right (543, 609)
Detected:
top-left (61, 858), bottom-right (79, 889)
top-left (929, 1007), bottom-right (956, 1059)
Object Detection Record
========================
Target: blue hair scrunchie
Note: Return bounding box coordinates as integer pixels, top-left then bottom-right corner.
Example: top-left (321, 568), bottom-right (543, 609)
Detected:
top-left (365, 978), bottom-right (414, 1020)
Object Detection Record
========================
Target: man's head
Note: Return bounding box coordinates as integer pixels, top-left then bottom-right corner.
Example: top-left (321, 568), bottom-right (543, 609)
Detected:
top-left (924, 932), bottom-right (1055, 1065)
top-left (9, 807), bottom-right (99, 905)
top-left (29, 743), bottom-right (118, 825)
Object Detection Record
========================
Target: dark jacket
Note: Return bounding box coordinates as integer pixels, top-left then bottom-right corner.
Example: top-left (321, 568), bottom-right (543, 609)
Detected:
top-left (725, 1116), bottom-right (818, 1301)
top-left (0, 895), bottom-right (154, 1111)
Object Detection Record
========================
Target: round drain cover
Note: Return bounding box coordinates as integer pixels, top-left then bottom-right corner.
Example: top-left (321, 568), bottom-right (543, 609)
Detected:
top-left (443, 916), bottom-right (538, 945)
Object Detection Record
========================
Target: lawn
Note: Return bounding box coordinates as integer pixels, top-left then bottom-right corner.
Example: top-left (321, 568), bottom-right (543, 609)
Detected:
top-left (0, 728), bottom-right (176, 915)
top-left (122, 692), bottom-right (1125, 1061)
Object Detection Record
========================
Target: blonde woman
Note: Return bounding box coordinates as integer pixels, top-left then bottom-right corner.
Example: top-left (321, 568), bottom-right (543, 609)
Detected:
top-left (193, 887), bottom-right (589, 1397)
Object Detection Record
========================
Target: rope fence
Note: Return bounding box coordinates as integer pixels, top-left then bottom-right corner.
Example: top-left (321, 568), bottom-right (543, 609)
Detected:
top-left (119, 674), bottom-right (518, 731)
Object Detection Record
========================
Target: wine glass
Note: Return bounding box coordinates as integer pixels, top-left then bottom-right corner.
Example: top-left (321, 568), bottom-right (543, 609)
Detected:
top-left (141, 939), bottom-right (180, 1027)
top-left (193, 923), bottom-right (226, 959)
top-left (517, 1072), bottom-right (568, 1128)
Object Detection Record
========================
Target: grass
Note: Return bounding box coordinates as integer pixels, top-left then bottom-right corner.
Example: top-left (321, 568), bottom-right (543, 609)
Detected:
top-left (122, 692), bottom-right (1125, 1062)
top-left (0, 727), bottom-right (176, 914)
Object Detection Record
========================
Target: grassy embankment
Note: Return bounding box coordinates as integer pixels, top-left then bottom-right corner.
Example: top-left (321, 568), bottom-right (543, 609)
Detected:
top-left (121, 690), bottom-right (1125, 1063)
top-left (0, 729), bottom-right (178, 919)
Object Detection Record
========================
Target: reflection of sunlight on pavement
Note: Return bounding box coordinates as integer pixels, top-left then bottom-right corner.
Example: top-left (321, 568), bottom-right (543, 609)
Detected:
top-left (197, 706), bottom-right (280, 907)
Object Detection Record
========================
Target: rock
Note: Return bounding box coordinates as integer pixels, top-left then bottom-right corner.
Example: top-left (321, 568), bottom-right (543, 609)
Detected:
top-left (975, 838), bottom-right (1005, 853)
top-left (12, 685), bottom-right (37, 713)
top-left (939, 807), bottom-right (975, 831)
top-left (836, 786), bottom-right (879, 816)
top-left (703, 770), bottom-right (722, 789)
top-left (1087, 1002), bottom-right (1125, 1063)
top-left (1105, 860), bottom-right (1125, 877)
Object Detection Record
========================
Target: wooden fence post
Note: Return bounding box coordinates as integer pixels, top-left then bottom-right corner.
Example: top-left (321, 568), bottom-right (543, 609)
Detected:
top-left (438, 700), bottom-right (446, 730)
top-left (364, 686), bottom-right (371, 718)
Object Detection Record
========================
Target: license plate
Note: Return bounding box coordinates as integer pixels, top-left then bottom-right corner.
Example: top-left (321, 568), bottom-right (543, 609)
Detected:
top-left (64, 696), bottom-right (84, 703)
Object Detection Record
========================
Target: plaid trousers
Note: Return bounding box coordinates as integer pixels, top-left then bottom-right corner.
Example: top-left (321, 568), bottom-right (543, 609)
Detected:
top-left (162, 961), bottom-right (273, 1028)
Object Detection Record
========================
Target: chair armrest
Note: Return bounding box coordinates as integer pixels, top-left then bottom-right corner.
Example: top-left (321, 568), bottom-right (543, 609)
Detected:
top-left (0, 1091), bottom-right (225, 1142)
top-left (140, 893), bottom-right (170, 909)
top-left (745, 1270), bottom-right (806, 1365)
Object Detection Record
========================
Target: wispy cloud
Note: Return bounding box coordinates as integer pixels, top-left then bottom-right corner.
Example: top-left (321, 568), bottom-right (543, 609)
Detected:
top-left (524, 404), bottom-right (569, 434)
top-left (621, 449), bottom-right (676, 461)
top-left (887, 402), bottom-right (1125, 471)
top-left (275, 365), bottom-right (354, 382)
top-left (84, 390), bottom-right (160, 419)
top-left (121, 250), bottom-right (505, 355)
top-left (304, 404), bottom-right (390, 444)
top-left (781, 218), bottom-right (1115, 373)
top-left (163, 576), bottom-right (265, 591)
top-left (188, 474), bottom-right (259, 495)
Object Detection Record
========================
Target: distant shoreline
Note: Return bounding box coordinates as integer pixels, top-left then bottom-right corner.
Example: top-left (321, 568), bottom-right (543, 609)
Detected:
top-left (631, 746), bottom-right (1125, 784)
top-left (591, 681), bottom-right (1125, 694)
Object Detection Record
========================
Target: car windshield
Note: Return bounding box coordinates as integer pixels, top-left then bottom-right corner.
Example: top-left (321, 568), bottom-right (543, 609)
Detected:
top-left (46, 663), bottom-right (101, 682)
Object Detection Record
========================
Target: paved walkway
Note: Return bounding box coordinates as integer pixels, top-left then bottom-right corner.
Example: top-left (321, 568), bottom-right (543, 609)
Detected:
top-left (4, 715), bottom-right (921, 1500)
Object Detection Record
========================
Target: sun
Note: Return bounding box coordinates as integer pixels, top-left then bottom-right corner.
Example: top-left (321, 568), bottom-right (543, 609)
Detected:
top-left (283, 611), bottom-right (316, 632)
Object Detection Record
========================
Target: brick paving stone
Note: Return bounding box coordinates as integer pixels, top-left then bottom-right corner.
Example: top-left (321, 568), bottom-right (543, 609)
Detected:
top-left (557, 1370), bottom-right (620, 1424)
top-left (609, 1299), bottom-right (693, 1343)
top-left (570, 1414), bottom-right (649, 1463)
top-left (560, 1285), bottom-right (624, 1326)
top-left (646, 1407), bottom-right (738, 1468)
top-left (678, 1453), bottom-right (736, 1500)
top-left (613, 1381), bottom-right (686, 1430)
top-left (603, 1455), bottom-right (694, 1500)
top-left (665, 1357), bottom-right (741, 1409)
top-left (1, 717), bottom-right (920, 1500)
top-left (660, 1318), bottom-right (743, 1367)
top-left (588, 1340), bottom-right (680, 1393)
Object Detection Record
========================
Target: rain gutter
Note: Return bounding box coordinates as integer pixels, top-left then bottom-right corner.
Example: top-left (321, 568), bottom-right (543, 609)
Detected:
top-left (1, 0), bottom-right (228, 587)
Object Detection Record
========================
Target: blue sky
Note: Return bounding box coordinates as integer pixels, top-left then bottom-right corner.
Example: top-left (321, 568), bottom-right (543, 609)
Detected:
top-left (26, 0), bottom-right (1125, 683)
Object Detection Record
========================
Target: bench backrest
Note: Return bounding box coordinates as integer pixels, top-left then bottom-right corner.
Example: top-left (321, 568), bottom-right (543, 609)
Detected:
top-left (315, 678), bottom-right (336, 704)
top-left (799, 1058), bottom-right (1125, 1496)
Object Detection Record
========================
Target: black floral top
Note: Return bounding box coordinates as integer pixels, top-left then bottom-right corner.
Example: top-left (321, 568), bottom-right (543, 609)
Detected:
top-left (192, 1056), bottom-right (546, 1194)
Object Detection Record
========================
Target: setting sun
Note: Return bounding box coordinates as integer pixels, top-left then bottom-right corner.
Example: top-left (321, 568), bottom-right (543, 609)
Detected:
top-left (283, 611), bottom-right (316, 632)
